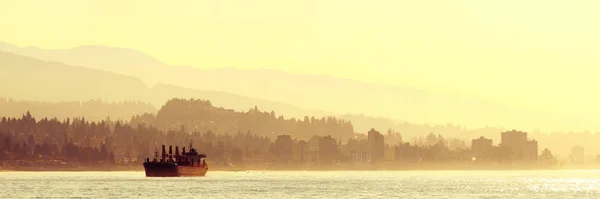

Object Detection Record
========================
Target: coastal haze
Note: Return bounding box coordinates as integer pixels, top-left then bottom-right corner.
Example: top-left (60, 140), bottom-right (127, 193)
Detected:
top-left (1, 0), bottom-right (600, 197)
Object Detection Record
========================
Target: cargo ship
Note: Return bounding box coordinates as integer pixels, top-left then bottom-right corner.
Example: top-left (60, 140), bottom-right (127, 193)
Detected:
top-left (143, 143), bottom-right (208, 177)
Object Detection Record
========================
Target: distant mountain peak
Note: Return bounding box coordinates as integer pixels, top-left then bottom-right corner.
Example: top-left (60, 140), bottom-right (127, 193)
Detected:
top-left (69, 45), bottom-right (164, 64)
top-left (0, 41), bottom-right (16, 49)
top-left (0, 41), bottom-right (166, 67)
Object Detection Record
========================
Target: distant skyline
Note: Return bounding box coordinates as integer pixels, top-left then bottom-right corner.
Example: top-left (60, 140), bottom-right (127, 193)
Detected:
top-left (2, 0), bottom-right (600, 126)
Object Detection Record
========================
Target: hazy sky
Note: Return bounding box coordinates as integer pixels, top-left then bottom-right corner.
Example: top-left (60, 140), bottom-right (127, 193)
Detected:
top-left (1, 0), bottom-right (600, 119)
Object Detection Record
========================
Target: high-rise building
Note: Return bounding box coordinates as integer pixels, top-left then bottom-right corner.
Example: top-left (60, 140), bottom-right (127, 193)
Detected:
top-left (318, 135), bottom-right (339, 164)
top-left (274, 134), bottom-right (294, 163)
top-left (368, 128), bottom-right (384, 163)
top-left (501, 130), bottom-right (527, 148)
top-left (524, 140), bottom-right (538, 161)
top-left (499, 130), bottom-right (537, 162)
top-left (471, 136), bottom-right (493, 160)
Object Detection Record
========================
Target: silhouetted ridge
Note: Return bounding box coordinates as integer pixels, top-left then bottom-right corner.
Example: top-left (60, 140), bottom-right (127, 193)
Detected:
top-left (0, 98), bottom-right (156, 121)
top-left (71, 45), bottom-right (165, 66)
top-left (130, 98), bottom-right (355, 140)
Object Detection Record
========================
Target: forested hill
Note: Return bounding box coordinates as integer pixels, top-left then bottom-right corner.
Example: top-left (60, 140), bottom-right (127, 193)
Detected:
top-left (130, 98), bottom-right (355, 141)
top-left (0, 98), bottom-right (156, 122)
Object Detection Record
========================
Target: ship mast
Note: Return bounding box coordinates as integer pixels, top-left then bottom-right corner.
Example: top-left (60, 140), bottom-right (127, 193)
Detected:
top-left (154, 147), bottom-right (159, 161)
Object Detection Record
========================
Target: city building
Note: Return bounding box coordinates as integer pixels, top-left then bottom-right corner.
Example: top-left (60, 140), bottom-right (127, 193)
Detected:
top-left (499, 130), bottom-right (538, 162)
top-left (524, 140), bottom-right (538, 161)
top-left (349, 151), bottom-right (369, 165)
top-left (318, 135), bottom-right (339, 164)
top-left (471, 136), bottom-right (493, 160)
top-left (274, 135), bottom-right (294, 163)
top-left (384, 144), bottom-right (395, 161)
top-left (539, 148), bottom-right (556, 165)
top-left (500, 130), bottom-right (527, 148)
top-left (394, 143), bottom-right (420, 162)
top-left (293, 140), bottom-right (308, 163)
top-left (344, 137), bottom-right (369, 165)
top-left (570, 146), bottom-right (584, 164)
top-left (307, 136), bottom-right (320, 164)
top-left (368, 128), bottom-right (384, 163)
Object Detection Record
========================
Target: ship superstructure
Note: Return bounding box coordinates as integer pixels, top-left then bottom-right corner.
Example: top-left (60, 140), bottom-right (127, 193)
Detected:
top-left (143, 143), bottom-right (208, 177)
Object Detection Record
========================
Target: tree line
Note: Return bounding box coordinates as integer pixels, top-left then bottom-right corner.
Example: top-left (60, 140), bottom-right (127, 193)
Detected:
top-left (130, 98), bottom-right (355, 141)
top-left (0, 98), bottom-right (567, 170)
top-left (0, 111), bottom-right (474, 169)
top-left (4, 97), bottom-right (598, 156)
top-left (0, 97), bottom-right (155, 122)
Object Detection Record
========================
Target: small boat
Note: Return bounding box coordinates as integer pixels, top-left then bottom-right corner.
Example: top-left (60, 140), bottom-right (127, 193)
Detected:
top-left (143, 143), bottom-right (208, 177)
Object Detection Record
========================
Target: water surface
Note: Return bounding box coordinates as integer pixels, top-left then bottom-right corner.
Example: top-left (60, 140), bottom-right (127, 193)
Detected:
top-left (1, 170), bottom-right (599, 198)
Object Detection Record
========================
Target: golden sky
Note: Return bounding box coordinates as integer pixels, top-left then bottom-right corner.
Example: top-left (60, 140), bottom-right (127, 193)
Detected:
top-left (1, 0), bottom-right (600, 120)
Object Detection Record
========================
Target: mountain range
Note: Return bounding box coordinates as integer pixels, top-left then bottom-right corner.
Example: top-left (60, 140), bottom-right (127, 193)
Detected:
top-left (0, 41), bottom-right (592, 133)
top-left (0, 50), bottom-right (330, 121)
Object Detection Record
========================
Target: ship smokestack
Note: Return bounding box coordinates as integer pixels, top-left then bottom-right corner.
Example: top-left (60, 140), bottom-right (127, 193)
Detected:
top-left (182, 147), bottom-right (186, 155)
top-left (161, 145), bottom-right (166, 162)
top-left (175, 146), bottom-right (179, 156)
top-left (168, 145), bottom-right (173, 161)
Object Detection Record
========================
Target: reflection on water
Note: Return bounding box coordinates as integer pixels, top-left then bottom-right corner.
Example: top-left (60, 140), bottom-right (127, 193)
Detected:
top-left (1, 170), bottom-right (599, 198)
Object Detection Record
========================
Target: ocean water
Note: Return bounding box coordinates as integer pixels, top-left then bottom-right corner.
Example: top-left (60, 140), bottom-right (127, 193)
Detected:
top-left (1, 170), bottom-right (599, 198)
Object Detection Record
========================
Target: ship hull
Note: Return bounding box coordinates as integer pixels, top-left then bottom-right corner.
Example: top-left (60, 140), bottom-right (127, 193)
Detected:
top-left (178, 166), bottom-right (208, 176)
top-left (143, 162), bottom-right (208, 177)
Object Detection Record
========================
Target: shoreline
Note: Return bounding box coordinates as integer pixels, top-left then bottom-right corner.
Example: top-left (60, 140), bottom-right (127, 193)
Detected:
top-left (2, 163), bottom-right (599, 172)
top-left (3, 168), bottom-right (600, 172)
